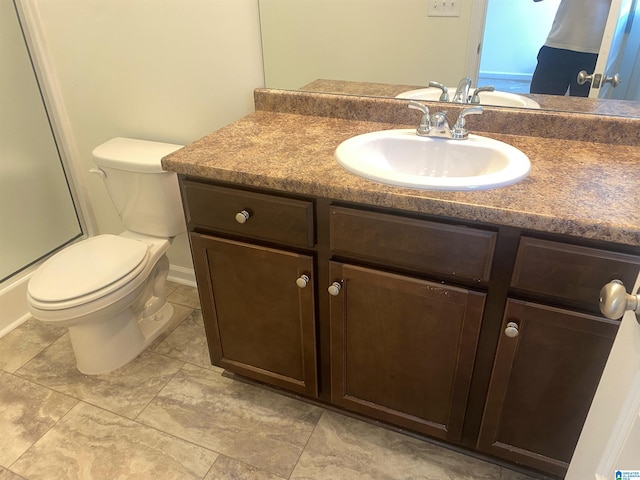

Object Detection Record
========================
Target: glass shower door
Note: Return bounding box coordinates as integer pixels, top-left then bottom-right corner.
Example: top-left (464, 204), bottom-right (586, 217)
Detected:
top-left (0, 0), bottom-right (82, 283)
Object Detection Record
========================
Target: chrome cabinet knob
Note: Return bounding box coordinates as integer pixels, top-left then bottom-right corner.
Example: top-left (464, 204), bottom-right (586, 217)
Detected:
top-left (296, 274), bottom-right (310, 289)
top-left (504, 321), bottom-right (519, 338)
top-left (600, 280), bottom-right (639, 320)
top-left (235, 210), bottom-right (250, 224)
top-left (328, 281), bottom-right (342, 296)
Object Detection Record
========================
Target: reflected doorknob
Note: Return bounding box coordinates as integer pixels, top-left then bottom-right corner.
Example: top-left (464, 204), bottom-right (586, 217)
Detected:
top-left (599, 280), bottom-right (640, 320)
top-left (602, 73), bottom-right (621, 88)
top-left (577, 70), bottom-right (595, 85)
top-left (577, 71), bottom-right (621, 89)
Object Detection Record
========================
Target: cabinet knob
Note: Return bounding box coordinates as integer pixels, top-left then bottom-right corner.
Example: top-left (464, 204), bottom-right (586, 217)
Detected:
top-left (504, 321), bottom-right (519, 338)
top-left (328, 281), bottom-right (342, 296)
top-left (296, 274), bottom-right (310, 289)
top-left (235, 210), bottom-right (250, 224)
top-left (599, 280), bottom-right (640, 320)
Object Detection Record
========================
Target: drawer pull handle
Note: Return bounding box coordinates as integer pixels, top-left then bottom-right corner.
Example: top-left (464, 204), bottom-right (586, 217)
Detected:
top-left (504, 322), bottom-right (519, 338)
top-left (328, 281), bottom-right (342, 296)
top-left (296, 274), bottom-right (310, 289)
top-left (235, 210), bottom-right (250, 224)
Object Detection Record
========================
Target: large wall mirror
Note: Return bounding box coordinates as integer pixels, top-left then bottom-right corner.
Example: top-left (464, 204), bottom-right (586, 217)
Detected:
top-left (259, 0), bottom-right (640, 118)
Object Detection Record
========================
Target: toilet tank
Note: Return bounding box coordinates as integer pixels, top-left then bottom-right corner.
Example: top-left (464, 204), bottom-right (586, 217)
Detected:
top-left (92, 138), bottom-right (186, 237)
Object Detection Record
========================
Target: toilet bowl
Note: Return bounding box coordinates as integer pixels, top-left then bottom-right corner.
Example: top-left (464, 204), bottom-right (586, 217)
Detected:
top-left (27, 138), bottom-right (185, 375)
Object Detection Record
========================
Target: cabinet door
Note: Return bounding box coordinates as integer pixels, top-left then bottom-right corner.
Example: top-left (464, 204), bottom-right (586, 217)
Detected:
top-left (190, 233), bottom-right (317, 397)
top-left (329, 262), bottom-right (485, 443)
top-left (477, 299), bottom-right (618, 476)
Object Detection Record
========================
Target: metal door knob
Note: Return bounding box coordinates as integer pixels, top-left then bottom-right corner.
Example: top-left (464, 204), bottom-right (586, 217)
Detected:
top-left (600, 280), bottom-right (640, 319)
top-left (328, 281), bottom-right (342, 296)
top-left (504, 321), bottom-right (519, 338)
top-left (603, 73), bottom-right (621, 88)
top-left (577, 70), bottom-right (594, 85)
top-left (296, 275), bottom-right (310, 289)
top-left (235, 210), bottom-right (250, 224)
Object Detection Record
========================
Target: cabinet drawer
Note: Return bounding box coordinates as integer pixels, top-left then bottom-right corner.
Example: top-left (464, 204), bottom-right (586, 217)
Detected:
top-left (511, 237), bottom-right (640, 307)
top-left (330, 206), bottom-right (497, 281)
top-left (182, 181), bottom-right (315, 247)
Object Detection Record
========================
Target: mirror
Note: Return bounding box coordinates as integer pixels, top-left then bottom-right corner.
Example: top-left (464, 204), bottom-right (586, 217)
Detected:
top-left (259, 0), bottom-right (640, 118)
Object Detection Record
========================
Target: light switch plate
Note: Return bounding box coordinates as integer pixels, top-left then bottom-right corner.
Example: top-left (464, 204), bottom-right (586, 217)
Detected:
top-left (428, 0), bottom-right (461, 17)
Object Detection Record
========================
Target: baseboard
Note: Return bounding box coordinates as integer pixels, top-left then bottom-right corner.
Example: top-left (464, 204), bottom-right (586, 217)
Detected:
top-left (0, 272), bottom-right (32, 338)
top-left (168, 264), bottom-right (197, 288)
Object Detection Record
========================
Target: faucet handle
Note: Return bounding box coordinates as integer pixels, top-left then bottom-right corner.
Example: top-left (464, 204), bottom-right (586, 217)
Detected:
top-left (428, 81), bottom-right (450, 102)
top-left (408, 101), bottom-right (431, 135)
top-left (470, 85), bottom-right (495, 104)
top-left (452, 106), bottom-right (483, 139)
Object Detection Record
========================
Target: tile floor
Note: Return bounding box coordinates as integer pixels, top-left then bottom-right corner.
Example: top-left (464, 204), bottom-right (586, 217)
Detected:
top-left (0, 283), bottom-right (544, 480)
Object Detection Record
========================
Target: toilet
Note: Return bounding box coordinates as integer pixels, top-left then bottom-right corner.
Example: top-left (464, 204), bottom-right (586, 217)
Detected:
top-left (27, 137), bottom-right (186, 375)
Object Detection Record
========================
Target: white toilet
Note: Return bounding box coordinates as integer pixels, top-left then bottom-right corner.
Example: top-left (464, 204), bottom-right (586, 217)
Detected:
top-left (27, 137), bottom-right (186, 375)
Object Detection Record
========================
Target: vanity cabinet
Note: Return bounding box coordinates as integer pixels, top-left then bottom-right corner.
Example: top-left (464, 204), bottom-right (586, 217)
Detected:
top-left (183, 181), bottom-right (318, 397)
top-left (329, 261), bottom-right (485, 443)
top-left (180, 177), bottom-right (639, 478)
top-left (327, 206), bottom-right (494, 442)
top-left (477, 237), bottom-right (640, 476)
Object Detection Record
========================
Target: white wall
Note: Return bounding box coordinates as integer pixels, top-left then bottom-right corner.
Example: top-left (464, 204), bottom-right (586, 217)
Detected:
top-left (260, 0), bottom-right (475, 89)
top-left (30, 0), bottom-right (265, 276)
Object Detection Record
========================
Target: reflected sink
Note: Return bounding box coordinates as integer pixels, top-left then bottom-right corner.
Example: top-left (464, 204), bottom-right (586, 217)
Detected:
top-left (396, 87), bottom-right (541, 109)
top-left (334, 129), bottom-right (531, 191)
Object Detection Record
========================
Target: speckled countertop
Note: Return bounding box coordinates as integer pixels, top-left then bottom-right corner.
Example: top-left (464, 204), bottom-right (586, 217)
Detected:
top-left (162, 90), bottom-right (640, 247)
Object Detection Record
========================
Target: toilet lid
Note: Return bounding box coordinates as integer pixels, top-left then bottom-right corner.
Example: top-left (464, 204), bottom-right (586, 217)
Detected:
top-left (29, 234), bottom-right (149, 303)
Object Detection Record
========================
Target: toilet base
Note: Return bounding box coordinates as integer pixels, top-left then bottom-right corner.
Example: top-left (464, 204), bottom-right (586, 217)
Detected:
top-left (69, 301), bottom-right (174, 375)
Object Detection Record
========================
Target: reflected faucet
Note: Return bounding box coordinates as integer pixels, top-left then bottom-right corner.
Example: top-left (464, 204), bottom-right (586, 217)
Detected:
top-left (452, 77), bottom-right (472, 103)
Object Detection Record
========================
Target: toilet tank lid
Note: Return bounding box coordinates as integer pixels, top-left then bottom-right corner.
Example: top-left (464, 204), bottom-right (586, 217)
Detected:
top-left (92, 137), bottom-right (183, 173)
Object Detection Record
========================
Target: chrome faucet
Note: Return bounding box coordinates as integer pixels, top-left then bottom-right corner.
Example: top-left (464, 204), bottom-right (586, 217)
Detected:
top-left (452, 77), bottom-right (472, 103)
top-left (451, 106), bottom-right (483, 139)
top-left (428, 77), bottom-right (495, 104)
top-left (428, 81), bottom-right (450, 102)
top-left (471, 85), bottom-right (495, 104)
top-left (409, 102), bottom-right (483, 140)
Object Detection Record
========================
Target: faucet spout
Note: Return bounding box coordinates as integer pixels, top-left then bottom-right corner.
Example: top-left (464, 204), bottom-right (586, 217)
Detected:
top-left (452, 77), bottom-right (472, 103)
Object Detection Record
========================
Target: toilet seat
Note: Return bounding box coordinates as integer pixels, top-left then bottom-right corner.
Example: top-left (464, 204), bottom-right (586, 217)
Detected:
top-left (28, 234), bottom-right (150, 310)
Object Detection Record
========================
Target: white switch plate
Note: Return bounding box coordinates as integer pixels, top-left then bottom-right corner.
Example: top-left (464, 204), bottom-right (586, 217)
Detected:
top-left (428, 0), bottom-right (461, 17)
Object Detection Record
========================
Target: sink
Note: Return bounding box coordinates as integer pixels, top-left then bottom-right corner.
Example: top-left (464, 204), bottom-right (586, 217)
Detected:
top-left (334, 129), bottom-right (531, 191)
top-left (396, 88), bottom-right (541, 109)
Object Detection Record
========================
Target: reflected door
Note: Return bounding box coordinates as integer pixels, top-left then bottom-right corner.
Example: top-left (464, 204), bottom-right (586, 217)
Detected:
top-left (588, 0), bottom-right (638, 98)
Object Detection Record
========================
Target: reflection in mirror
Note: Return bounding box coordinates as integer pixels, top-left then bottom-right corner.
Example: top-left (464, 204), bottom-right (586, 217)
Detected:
top-left (259, 0), bottom-right (640, 117)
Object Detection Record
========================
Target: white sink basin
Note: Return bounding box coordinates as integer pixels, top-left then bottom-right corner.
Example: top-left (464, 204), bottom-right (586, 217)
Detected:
top-left (335, 129), bottom-right (531, 191)
top-left (396, 87), bottom-right (541, 109)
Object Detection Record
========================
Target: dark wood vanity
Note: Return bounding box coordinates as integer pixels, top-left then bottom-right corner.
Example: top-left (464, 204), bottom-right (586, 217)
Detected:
top-left (164, 89), bottom-right (640, 478)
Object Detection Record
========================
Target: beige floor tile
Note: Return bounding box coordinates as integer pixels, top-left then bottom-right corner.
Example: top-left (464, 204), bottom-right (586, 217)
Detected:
top-left (152, 309), bottom-right (220, 371)
top-left (291, 410), bottom-right (504, 480)
top-left (15, 335), bottom-right (183, 419)
top-left (167, 284), bottom-right (201, 309)
top-left (204, 455), bottom-right (286, 480)
top-left (138, 363), bottom-right (323, 478)
top-left (0, 467), bottom-right (25, 480)
top-left (0, 318), bottom-right (66, 373)
top-left (148, 302), bottom-right (195, 349)
top-left (0, 371), bottom-right (77, 468)
top-left (10, 402), bottom-right (218, 480)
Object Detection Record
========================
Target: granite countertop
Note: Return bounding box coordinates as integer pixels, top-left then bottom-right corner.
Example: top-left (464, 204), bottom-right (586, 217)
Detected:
top-left (162, 94), bottom-right (640, 247)
top-left (300, 79), bottom-right (640, 118)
